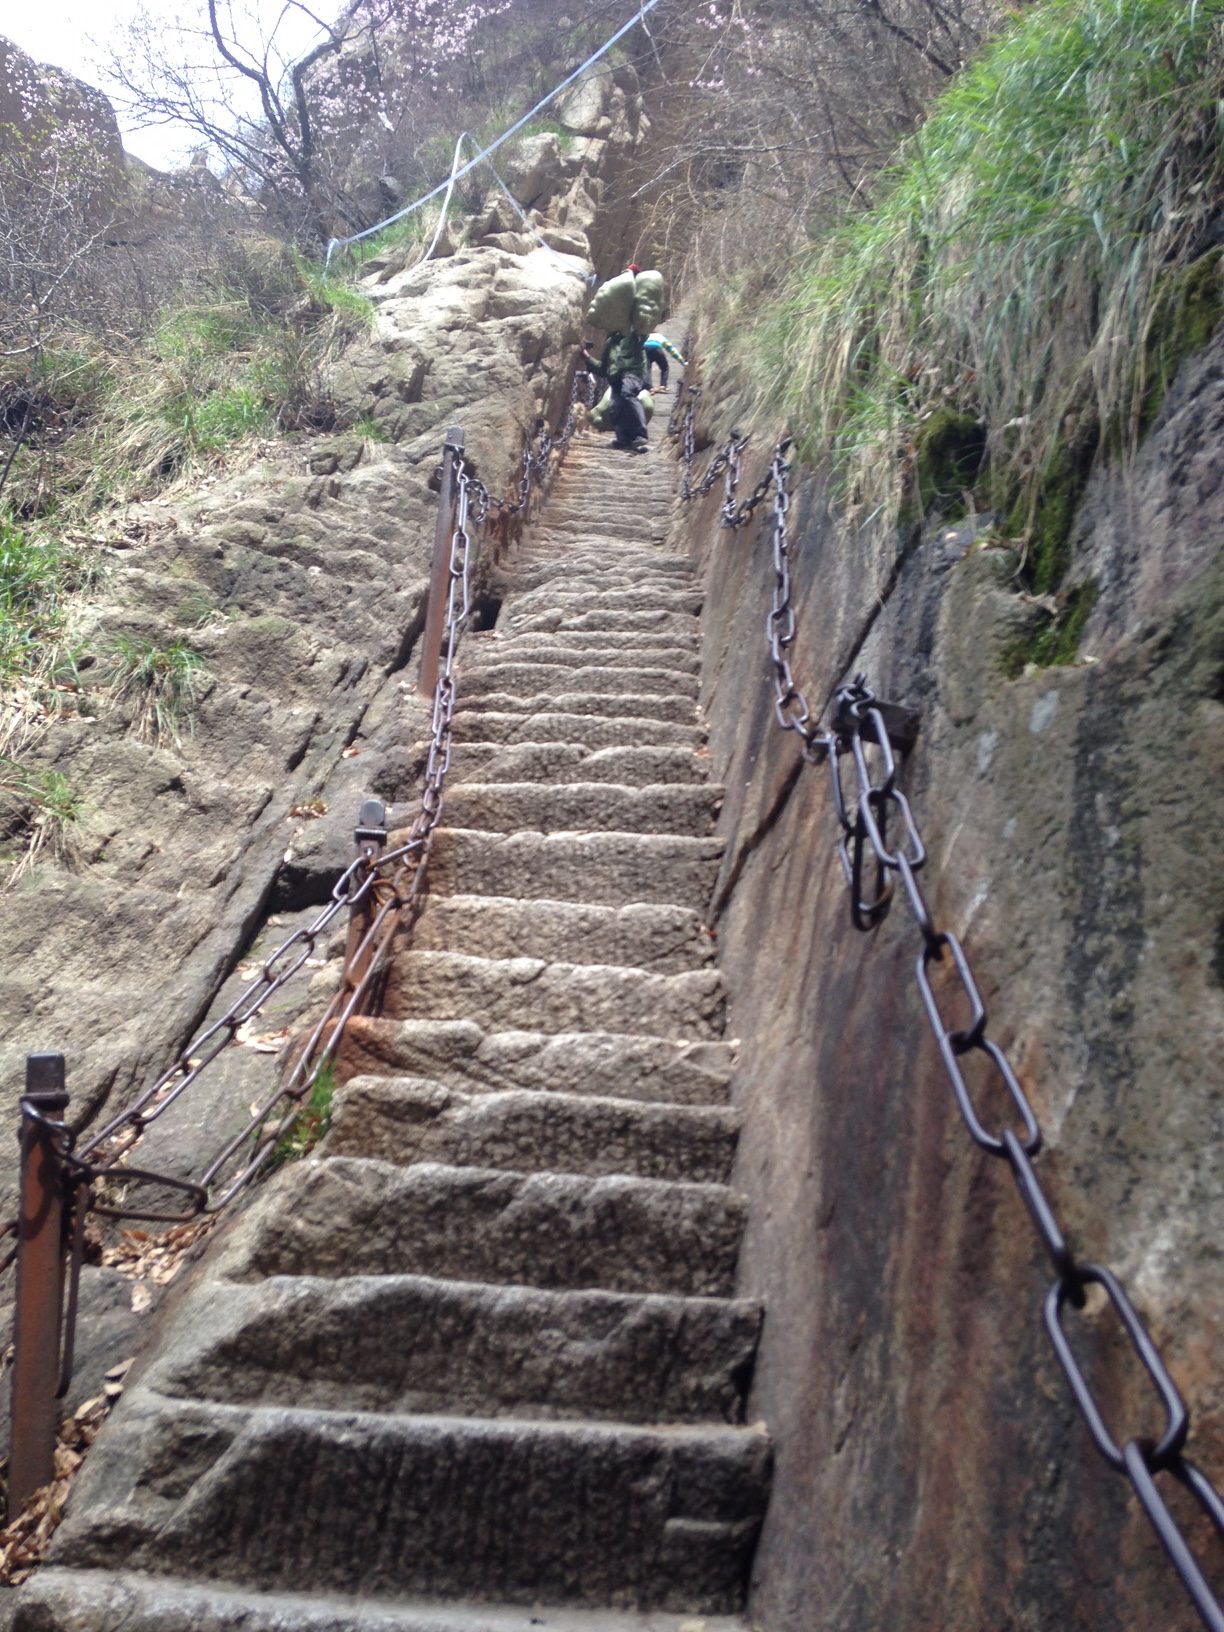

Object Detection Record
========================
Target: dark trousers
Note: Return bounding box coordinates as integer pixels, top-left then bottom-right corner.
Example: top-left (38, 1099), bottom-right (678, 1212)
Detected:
top-left (646, 348), bottom-right (669, 388)
top-left (610, 373), bottom-right (647, 447)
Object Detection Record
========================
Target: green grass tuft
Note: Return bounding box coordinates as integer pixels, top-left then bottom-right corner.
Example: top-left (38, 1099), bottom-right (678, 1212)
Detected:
top-left (268, 1064), bottom-right (336, 1167)
top-left (109, 634), bottom-right (205, 747)
top-left (0, 758), bottom-right (86, 879)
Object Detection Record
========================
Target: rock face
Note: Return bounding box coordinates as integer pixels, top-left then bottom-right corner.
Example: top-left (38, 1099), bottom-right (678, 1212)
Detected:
top-left (8, 433), bottom-right (771, 1630)
top-left (0, 249), bottom-right (592, 1222)
top-left (682, 328), bottom-right (1224, 1630)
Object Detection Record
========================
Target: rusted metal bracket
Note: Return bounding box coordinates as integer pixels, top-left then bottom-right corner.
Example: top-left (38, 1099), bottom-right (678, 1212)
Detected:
top-left (418, 427), bottom-right (465, 698)
top-left (342, 797), bottom-right (388, 1006)
top-left (9, 1054), bottom-right (69, 1516)
top-left (833, 687), bottom-right (921, 755)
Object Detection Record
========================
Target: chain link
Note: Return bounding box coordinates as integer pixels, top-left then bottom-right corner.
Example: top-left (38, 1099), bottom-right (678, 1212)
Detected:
top-left (479, 366), bottom-right (593, 520)
top-left (670, 381), bottom-right (780, 529)
top-left (737, 429), bottom-right (1224, 1631)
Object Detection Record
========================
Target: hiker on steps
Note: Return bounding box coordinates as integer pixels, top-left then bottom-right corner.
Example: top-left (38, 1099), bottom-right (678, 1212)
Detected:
top-left (644, 332), bottom-right (685, 393)
top-left (581, 328), bottom-right (649, 455)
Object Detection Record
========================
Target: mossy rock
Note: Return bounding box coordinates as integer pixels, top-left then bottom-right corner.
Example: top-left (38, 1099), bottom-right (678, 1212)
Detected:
top-left (307, 434), bottom-right (366, 477)
top-left (900, 408), bottom-right (986, 527)
top-left (1009, 390), bottom-right (1100, 597)
top-left (1137, 248), bottom-right (1223, 437)
top-left (999, 579), bottom-right (1099, 679)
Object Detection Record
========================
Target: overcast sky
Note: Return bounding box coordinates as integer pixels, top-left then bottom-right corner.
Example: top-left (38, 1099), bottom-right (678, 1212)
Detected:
top-left (2, 0), bottom-right (328, 169)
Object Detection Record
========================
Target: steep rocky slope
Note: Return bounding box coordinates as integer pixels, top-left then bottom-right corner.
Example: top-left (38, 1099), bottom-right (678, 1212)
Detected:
top-left (0, 56), bottom-right (653, 1199)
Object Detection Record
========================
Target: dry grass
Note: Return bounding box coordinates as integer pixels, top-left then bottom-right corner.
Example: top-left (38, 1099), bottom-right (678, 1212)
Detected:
top-left (708, 0), bottom-right (1224, 549)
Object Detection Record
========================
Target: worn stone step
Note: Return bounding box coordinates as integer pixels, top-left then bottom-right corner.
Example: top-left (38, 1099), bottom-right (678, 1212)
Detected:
top-left (459, 662), bottom-right (699, 700)
top-left (502, 597), bottom-right (698, 626)
top-left (457, 691), bottom-right (697, 727)
top-left (522, 530), bottom-right (665, 554)
top-left (476, 627), bottom-right (697, 654)
top-left (234, 1158), bottom-right (746, 1299)
top-left (440, 783), bottom-right (718, 836)
top-left (410, 896), bottom-right (715, 972)
top-left (508, 559), bottom-right (695, 589)
top-left (151, 1272), bottom-right (759, 1424)
top-left (341, 1018), bottom-right (734, 1107)
top-left (326, 1081), bottom-right (739, 1185)
top-left (465, 640), bottom-right (701, 674)
top-left (503, 587), bottom-right (701, 619)
top-left (9, 1570), bottom-right (756, 1632)
top-left (529, 506), bottom-right (666, 530)
top-left (510, 554), bottom-right (685, 580)
top-left (52, 1394), bottom-right (770, 1614)
top-left (428, 829), bottom-right (722, 910)
top-left (501, 608), bottom-right (698, 639)
top-left (449, 743), bottom-right (707, 787)
top-left (535, 486), bottom-right (672, 505)
top-left (451, 711), bottom-right (701, 750)
top-left (382, 953), bottom-right (724, 1040)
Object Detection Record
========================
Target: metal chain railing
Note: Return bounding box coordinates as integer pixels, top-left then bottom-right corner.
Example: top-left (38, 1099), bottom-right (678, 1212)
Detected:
top-left (669, 380), bottom-right (775, 529)
top-left (470, 365), bottom-right (593, 523)
top-left (734, 432), bottom-right (1223, 1632)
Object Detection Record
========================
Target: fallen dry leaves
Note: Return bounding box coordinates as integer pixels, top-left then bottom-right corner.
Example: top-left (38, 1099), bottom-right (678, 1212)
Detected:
top-left (99, 1217), bottom-right (216, 1289)
top-left (234, 1019), bottom-right (291, 1053)
top-left (0, 1359), bottom-right (133, 1585)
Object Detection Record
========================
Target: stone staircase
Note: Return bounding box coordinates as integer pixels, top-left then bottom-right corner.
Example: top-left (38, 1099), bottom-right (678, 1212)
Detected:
top-left (12, 430), bottom-right (771, 1631)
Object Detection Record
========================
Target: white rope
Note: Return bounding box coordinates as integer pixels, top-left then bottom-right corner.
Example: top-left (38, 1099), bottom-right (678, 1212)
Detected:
top-left (411, 131), bottom-right (470, 271)
top-left (324, 0), bottom-right (663, 266)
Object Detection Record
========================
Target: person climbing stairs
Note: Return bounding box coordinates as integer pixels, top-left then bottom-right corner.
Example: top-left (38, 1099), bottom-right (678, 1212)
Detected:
top-left (9, 426), bottom-right (772, 1631)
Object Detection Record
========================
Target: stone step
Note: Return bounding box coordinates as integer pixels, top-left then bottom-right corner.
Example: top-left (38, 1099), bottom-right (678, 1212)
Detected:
top-left (427, 829), bottom-right (721, 910)
top-left (381, 953), bottom-right (724, 1040)
top-left (464, 640), bottom-right (701, 674)
top-left (511, 544), bottom-right (686, 568)
top-left (439, 783), bottom-right (719, 838)
top-left (459, 662), bottom-right (699, 699)
top-left (410, 896), bottom-right (715, 972)
top-left (507, 558), bottom-right (695, 587)
top-left (449, 743), bottom-right (708, 787)
top-left (341, 1018), bottom-right (734, 1107)
top-left (153, 1271), bottom-right (760, 1423)
top-left (451, 712), bottom-right (701, 750)
top-left (10, 1570), bottom-right (756, 1632)
top-left (531, 498), bottom-right (668, 521)
top-left (503, 587), bottom-right (701, 619)
top-left (51, 1394), bottom-right (770, 1614)
top-left (552, 486), bottom-right (672, 503)
top-left (475, 627), bottom-right (698, 654)
top-left (456, 691), bottom-right (697, 727)
top-left (522, 528), bottom-right (665, 551)
top-left (235, 1158), bottom-right (746, 1298)
top-left (500, 608), bottom-right (699, 639)
top-left (326, 1081), bottom-right (739, 1185)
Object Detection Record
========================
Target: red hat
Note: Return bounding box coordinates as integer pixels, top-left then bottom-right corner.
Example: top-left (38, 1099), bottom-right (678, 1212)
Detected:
top-left (627, 262), bottom-right (642, 274)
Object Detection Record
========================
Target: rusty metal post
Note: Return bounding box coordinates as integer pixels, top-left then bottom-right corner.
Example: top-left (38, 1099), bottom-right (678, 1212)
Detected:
top-left (9, 1053), bottom-right (69, 1516)
top-left (342, 796), bottom-right (388, 1003)
top-left (418, 427), bottom-right (465, 698)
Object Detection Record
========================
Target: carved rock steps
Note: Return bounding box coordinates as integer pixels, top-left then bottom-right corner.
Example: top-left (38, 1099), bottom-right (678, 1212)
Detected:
top-left (16, 435), bottom-right (767, 1630)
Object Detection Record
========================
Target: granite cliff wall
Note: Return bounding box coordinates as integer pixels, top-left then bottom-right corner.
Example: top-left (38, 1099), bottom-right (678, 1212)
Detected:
top-left (679, 327), bottom-right (1223, 1629)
